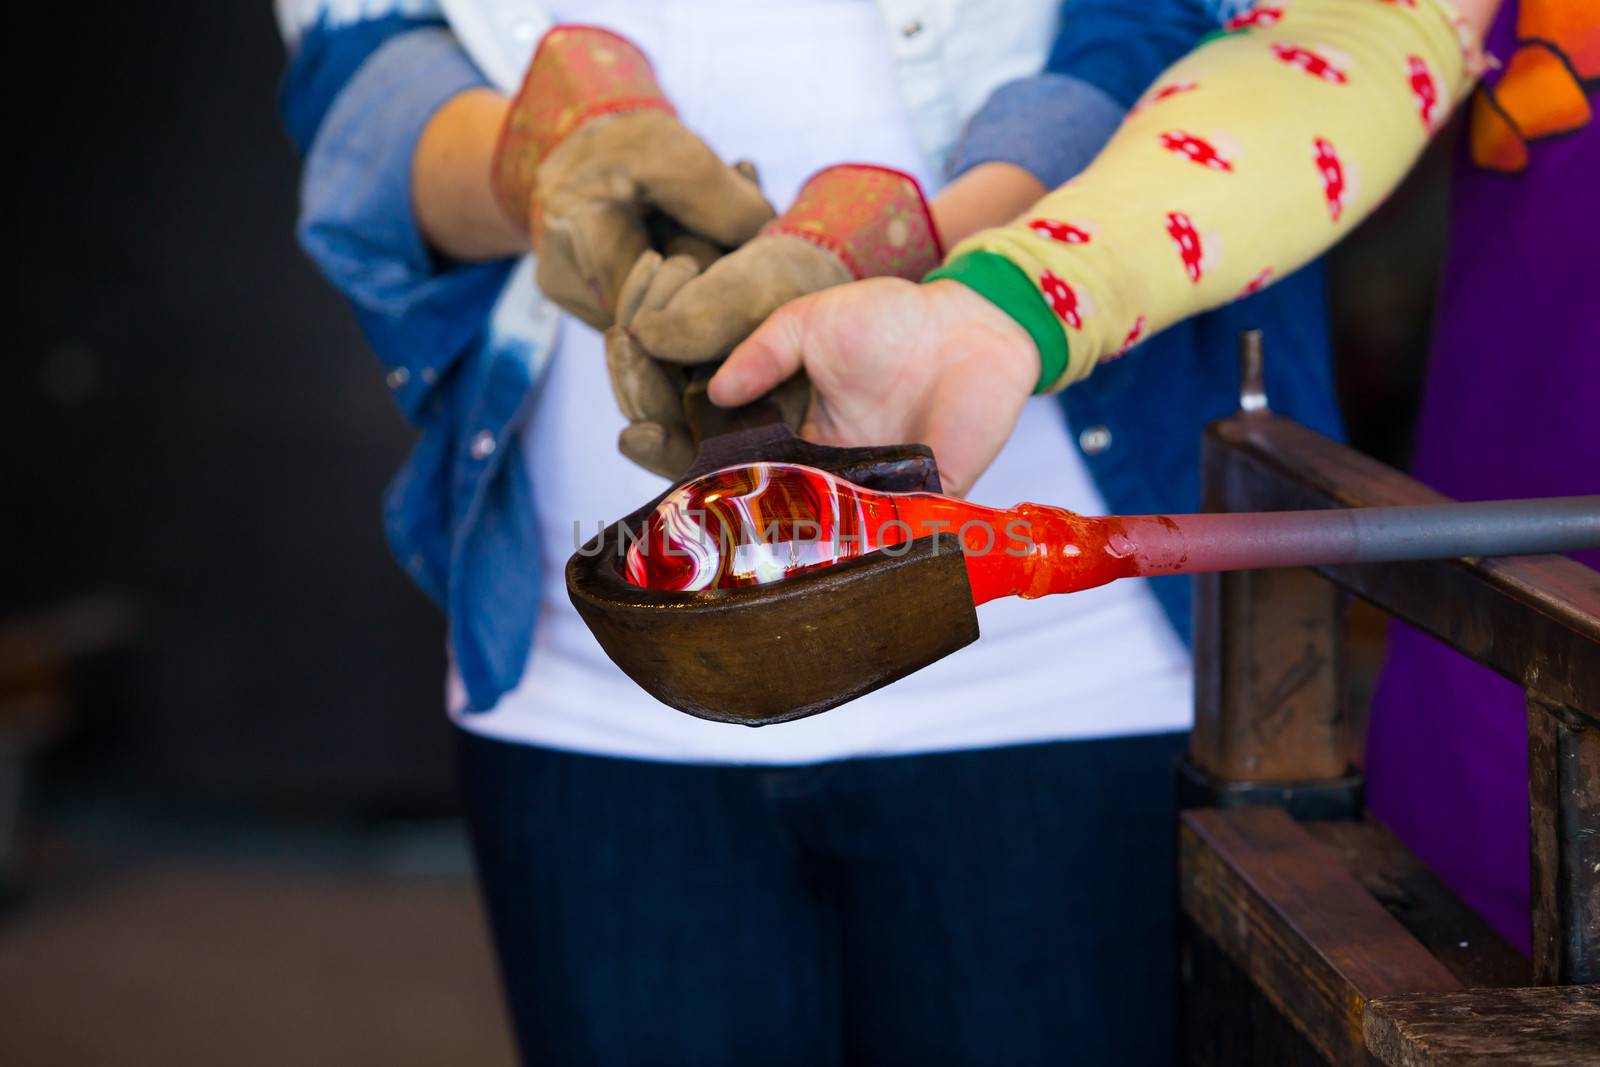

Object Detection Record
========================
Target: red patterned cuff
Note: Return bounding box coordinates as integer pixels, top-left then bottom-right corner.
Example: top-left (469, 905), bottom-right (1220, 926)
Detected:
top-left (492, 25), bottom-right (675, 229)
top-left (761, 164), bottom-right (943, 281)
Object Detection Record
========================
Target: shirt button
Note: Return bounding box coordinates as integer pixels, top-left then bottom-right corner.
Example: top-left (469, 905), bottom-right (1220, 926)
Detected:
top-left (421, 367), bottom-right (439, 385)
top-left (386, 367), bottom-right (410, 389)
top-left (470, 431), bottom-right (497, 460)
top-left (1078, 425), bottom-right (1113, 455)
top-left (510, 19), bottom-right (540, 44)
top-left (900, 18), bottom-right (924, 38)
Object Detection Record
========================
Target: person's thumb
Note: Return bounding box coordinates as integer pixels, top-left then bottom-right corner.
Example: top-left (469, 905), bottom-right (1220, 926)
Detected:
top-left (633, 237), bottom-right (850, 365)
top-left (637, 130), bottom-right (774, 246)
top-left (709, 298), bottom-right (812, 407)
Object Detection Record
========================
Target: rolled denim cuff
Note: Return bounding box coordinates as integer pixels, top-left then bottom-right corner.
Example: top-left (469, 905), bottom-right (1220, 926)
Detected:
top-left (947, 73), bottom-right (1127, 190)
top-left (298, 27), bottom-right (506, 417)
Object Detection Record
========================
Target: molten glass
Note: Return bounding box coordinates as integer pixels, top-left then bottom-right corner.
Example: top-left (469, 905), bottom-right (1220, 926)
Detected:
top-left (623, 462), bottom-right (1146, 605)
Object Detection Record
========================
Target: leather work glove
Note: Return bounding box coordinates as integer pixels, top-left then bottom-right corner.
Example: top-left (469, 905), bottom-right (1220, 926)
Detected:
top-left (492, 25), bottom-right (774, 329)
top-left (610, 164), bottom-right (942, 476)
top-left (629, 164), bottom-right (943, 361)
top-left (605, 252), bottom-right (809, 478)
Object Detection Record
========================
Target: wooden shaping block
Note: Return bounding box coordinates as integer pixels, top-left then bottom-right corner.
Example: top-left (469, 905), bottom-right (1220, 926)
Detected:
top-left (567, 422), bottom-right (979, 725)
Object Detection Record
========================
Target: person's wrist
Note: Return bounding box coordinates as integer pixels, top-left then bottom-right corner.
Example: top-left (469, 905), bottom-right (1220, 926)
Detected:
top-left (923, 279), bottom-right (1040, 396)
top-left (762, 164), bottom-right (942, 281)
top-left (923, 251), bottom-right (1064, 393)
top-left (929, 162), bottom-right (1047, 247)
top-left (492, 25), bottom-right (674, 229)
top-left (414, 89), bottom-right (529, 260)
top-left (924, 252), bottom-right (1066, 393)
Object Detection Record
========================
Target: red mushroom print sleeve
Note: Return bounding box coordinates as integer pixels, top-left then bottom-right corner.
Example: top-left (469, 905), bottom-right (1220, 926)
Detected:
top-left (927, 0), bottom-right (1477, 393)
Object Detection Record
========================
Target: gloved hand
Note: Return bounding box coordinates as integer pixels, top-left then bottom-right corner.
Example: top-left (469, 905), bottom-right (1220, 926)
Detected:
top-left (492, 25), bottom-right (774, 329)
top-left (604, 252), bottom-right (810, 478)
top-left (629, 164), bottom-right (943, 362)
top-left (608, 164), bottom-right (942, 476)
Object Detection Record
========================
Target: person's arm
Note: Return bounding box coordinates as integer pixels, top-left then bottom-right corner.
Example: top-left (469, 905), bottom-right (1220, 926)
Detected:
top-left (933, 0), bottom-right (1486, 391)
top-left (411, 89), bottom-right (526, 261)
top-left (932, 0), bottom-right (1222, 244)
top-left (282, 11), bottom-right (514, 424)
top-left (715, 0), bottom-right (1492, 493)
top-left (929, 163), bottom-right (1049, 248)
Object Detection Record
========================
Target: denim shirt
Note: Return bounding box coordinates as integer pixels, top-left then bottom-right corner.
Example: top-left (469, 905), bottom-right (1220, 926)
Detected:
top-left (280, 0), bottom-right (1341, 712)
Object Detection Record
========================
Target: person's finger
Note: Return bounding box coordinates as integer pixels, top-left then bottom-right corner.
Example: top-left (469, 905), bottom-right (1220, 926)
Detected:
top-left (614, 250), bottom-right (663, 327)
top-left (660, 232), bottom-right (722, 271)
top-left (636, 254), bottom-right (701, 315)
top-left (709, 297), bottom-right (812, 406)
top-left (615, 251), bottom-right (702, 328)
top-left (561, 197), bottom-right (651, 323)
top-left (629, 264), bottom-right (768, 365)
top-left (632, 126), bottom-right (774, 246)
top-left (537, 199), bottom-right (650, 329)
top-left (632, 237), bottom-right (849, 365)
top-left (604, 327), bottom-right (684, 423)
top-left (647, 211), bottom-right (724, 271)
top-left (535, 221), bottom-right (610, 330)
top-left (618, 421), bottom-right (695, 480)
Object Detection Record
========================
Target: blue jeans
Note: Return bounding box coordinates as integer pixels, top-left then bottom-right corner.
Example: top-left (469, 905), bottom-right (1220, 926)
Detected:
top-left (460, 730), bottom-right (1187, 1066)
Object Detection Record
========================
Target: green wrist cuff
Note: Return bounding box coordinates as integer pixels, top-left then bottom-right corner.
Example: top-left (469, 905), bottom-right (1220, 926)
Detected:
top-left (924, 252), bottom-right (1069, 394)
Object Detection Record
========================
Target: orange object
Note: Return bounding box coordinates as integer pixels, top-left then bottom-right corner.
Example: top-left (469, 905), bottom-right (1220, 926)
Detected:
top-left (1497, 43), bottom-right (1592, 138)
top-left (1470, 92), bottom-right (1532, 172)
top-left (623, 462), bottom-right (1139, 604)
top-left (1519, 0), bottom-right (1600, 79)
top-left (1469, 0), bottom-right (1597, 172)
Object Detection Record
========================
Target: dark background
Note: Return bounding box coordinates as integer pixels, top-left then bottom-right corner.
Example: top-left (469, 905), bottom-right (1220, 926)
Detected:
top-left (3, 7), bottom-right (515, 1061)
top-left (0, 3), bottom-right (1449, 1063)
top-left (7, 3), bottom-right (455, 815)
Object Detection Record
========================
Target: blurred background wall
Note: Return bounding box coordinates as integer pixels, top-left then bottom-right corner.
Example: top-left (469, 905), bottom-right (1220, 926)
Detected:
top-left (5, 3), bottom-right (455, 814)
top-left (3, 5), bottom-right (514, 1063)
top-left (0, 3), bottom-right (1451, 1064)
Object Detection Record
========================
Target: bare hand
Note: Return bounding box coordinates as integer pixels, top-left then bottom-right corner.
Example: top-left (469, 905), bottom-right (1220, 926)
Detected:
top-left (709, 279), bottom-right (1040, 495)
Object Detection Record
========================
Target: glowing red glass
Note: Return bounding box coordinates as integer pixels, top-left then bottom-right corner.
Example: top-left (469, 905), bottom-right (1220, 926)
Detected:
top-left (623, 462), bottom-right (1145, 604)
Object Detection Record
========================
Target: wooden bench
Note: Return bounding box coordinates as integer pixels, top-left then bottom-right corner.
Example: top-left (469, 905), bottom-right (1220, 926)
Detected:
top-left (1177, 334), bottom-right (1598, 1066)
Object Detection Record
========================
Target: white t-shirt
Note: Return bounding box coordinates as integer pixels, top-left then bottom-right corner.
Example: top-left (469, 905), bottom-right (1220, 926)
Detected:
top-left (452, 0), bottom-right (1193, 763)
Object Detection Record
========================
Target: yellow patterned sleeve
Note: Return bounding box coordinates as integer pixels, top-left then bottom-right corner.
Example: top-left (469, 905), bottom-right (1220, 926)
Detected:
top-left (930, 0), bottom-right (1476, 392)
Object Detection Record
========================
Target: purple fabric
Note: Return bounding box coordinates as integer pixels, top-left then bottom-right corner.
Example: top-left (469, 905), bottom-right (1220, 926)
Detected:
top-left (1365, 7), bottom-right (1600, 955)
